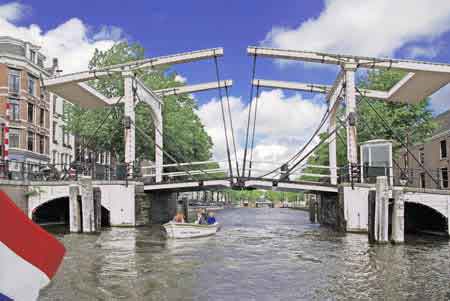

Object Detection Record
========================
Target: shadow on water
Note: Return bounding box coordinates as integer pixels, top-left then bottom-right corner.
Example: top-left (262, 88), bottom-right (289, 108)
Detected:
top-left (40, 208), bottom-right (450, 301)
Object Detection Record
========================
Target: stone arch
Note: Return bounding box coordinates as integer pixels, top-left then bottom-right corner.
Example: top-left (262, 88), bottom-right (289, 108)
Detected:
top-left (27, 185), bottom-right (70, 218)
top-left (404, 201), bottom-right (448, 235)
top-left (32, 196), bottom-right (69, 226)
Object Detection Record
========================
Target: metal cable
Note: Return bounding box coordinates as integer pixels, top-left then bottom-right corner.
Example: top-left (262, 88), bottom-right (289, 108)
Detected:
top-left (258, 85), bottom-right (343, 179)
top-left (224, 85), bottom-right (240, 177)
top-left (242, 53), bottom-right (258, 178)
top-left (213, 55), bottom-right (234, 178)
top-left (248, 83), bottom-right (261, 177)
top-left (133, 88), bottom-right (212, 178)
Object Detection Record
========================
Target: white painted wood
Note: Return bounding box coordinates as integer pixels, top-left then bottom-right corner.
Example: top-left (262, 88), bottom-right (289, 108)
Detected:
top-left (247, 46), bottom-right (450, 73)
top-left (345, 64), bottom-right (358, 166)
top-left (248, 46), bottom-right (450, 104)
top-left (123, 73), bottom-right (135, 176)
top-left (253, 79), bottom-right (388, 100)
top-left (44, 48), bottom-right (224, 87)
top-left (155, 80), bottom-right (232, 96)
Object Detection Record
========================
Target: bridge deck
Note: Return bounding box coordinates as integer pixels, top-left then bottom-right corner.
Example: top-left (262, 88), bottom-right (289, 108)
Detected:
top-left (143, 177), bottom-right (338, 193)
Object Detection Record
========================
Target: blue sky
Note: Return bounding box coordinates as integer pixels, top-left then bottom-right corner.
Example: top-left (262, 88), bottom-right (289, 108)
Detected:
top-left (1, 0), bottom-right (450, 164)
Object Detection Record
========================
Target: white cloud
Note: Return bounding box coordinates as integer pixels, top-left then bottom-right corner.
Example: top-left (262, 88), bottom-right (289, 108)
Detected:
top-left (174, 74), bottom-right (187, 83)
top-left (197, 90), bottom-right (327, 174)
top-left (0, 2), bottom-right (28, 22)
top-left (263, 0), bottom-right (450, 59)
top-left (0, 2), bottom-right (123, 73)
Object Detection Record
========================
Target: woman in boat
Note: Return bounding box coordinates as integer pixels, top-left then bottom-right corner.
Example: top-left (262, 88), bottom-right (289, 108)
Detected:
top-left (207, 212), bottom-right (216, 225)
top-left (173, 212), bottom-right (185, 223)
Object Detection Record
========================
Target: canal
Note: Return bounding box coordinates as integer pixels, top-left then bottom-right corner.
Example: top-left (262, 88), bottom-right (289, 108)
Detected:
top-left (40, 208), bottom-right (450, 300)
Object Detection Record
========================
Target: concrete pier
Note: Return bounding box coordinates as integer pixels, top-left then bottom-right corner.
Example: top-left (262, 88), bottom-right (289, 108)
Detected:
top-left (375, 176), bottom-right (389, 243)
top-left (80, 177), bottom-right (96, 233)
top-left (69, 184), bottom-right (81, 233)
top-left (391, 189), bottom-right (405, 243)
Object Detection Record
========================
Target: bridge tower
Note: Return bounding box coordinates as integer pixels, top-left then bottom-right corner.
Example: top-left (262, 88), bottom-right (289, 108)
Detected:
top-left (43, 48), bottom-right (231, 182)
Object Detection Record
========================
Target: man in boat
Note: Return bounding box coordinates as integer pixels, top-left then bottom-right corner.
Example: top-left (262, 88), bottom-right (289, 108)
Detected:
top-left (173, 212), bottom-right (185, 223)
top-left (207, 212), bottom-right (216, 225)
top-left (195, 209), bottom-right (207, 224)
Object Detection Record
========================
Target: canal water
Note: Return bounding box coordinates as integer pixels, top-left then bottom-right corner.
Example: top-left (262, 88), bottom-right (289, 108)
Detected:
top-left (40, 208), bottom-right (450, 300)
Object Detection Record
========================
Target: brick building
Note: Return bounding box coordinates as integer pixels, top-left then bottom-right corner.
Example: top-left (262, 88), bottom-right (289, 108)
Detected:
top-left (0, 36), bottom-right (52, 176)
top-left (398, 110), bottom-right (450, 189)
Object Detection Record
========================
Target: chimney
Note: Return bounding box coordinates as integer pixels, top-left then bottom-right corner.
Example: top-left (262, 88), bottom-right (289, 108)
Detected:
top-left (51, 58), bottom-right (63, 76)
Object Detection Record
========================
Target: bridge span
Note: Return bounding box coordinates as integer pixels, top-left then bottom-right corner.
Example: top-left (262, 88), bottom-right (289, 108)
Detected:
top-left (143, 177), bottom-right (338, 193)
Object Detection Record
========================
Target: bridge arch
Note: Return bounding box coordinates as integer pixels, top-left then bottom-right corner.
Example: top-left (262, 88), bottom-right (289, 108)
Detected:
top-left (32, 196), bottom-right (70, 226)
top-left (404, 201), bottom-right (449, 236)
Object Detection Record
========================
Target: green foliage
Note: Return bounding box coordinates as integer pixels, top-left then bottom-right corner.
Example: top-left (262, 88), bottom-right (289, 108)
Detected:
top-left (300, 69), bottom-right (437, 180)
top-left (226, 189), bottom-right (302, 204)
top-left (65, 42), bottom-right (214, 165)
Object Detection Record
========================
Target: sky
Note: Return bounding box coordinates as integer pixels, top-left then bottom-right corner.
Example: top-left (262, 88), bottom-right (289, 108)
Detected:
top-left (1, 0), bottom-right (450, 168)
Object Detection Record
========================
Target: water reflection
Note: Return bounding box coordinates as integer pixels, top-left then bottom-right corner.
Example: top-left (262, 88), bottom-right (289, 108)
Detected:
top-left (40, 208), bottom-right (450, 300)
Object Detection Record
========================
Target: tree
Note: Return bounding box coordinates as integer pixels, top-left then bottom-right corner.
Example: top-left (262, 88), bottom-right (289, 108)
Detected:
top-left (65, 42), bottom-right (214, 168)
top-left (300, 69), bottom-right (437, 180)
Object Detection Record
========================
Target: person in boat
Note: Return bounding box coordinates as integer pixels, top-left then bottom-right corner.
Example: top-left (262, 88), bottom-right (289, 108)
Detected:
top-left (195, 209), bottom-right (208, 224)
top-left (207, 211), bottom-right (216, 225)
top-left (173, 212), bottom-right (185, 223)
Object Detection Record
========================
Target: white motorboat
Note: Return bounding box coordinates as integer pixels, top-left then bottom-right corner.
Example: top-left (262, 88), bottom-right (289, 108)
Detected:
top-left (163, 221), bottom-right (220, 239)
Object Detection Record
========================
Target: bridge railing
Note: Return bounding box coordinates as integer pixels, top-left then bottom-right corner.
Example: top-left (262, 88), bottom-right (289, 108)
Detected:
top-left (0, 159), bottom-right (133, 182)
top-left (339, 165), bottom-right (446, 190)
top-left (140, 160), bottom-right (231, 184)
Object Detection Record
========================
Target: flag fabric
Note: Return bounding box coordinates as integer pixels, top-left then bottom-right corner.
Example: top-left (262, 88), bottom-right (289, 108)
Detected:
top-left (0, 191), bottom-right (65, 301)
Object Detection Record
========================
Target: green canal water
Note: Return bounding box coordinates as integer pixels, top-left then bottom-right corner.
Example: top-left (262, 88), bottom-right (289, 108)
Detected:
top-left (39, 208), bottom-right (450, 300)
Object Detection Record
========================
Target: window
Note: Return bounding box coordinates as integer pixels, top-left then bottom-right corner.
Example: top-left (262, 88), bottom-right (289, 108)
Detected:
top-left (37, 56), bottom-right (44, 67)
top-left (28, 75), bottom-right (36, 96)
top-left (9, 128), bottom-right (20, 148)
top-left (27, 103), bottom-right (34, 123)
top-left (8, 69), bottom-right (20, 93)
top-left (440, 140), bottom-right (447, 159)
top-left (38, 134), bottom-right (44, 154)
top-left (52, 121), bottom-right (57, 143)
top-left (419, 148), bottom-right (425, 164)
top-left (39, 108), bottom-right (45, 126)
top-left (420, 172), bottom-right (426, 189)
top-left (62, 126), bottom-right (66, 146)
top-left (45, 137), bottom-right (49, 154)
top-left (27, 131), bottom-right (34, 151)
top-left (30, 50), bottom-right (36, 63)
top-left (441, 168), bottom-right (448, 188)
top-left (53, 95), bottom-right (57, 115)
top-left (9, 100), bottom-right (20, 121)
top-left (52, 151), bottom-right (57, 164)
top-left (402, 153), bottom-right (408, 169)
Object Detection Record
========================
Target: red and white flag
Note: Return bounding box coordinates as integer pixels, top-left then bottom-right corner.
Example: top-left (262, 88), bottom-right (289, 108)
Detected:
top-left (0, 190), bottom-right (65, 301)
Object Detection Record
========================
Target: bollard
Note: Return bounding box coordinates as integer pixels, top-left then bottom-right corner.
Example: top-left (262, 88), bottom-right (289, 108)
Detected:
top-left (375, 176), bottom-right (389, 243)
top-left (80, 176), bottom-right (95, 233)
top-left (93, 187), bottom-right (102, 232)
top-left (391, 189), bottom-right (405, 243)
top-left (69, 185), bottom-right (81, 233)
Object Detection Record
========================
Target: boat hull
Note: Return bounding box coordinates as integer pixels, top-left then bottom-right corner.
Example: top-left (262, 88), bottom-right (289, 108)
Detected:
top-left (163, 222), bottom-right (220, 239)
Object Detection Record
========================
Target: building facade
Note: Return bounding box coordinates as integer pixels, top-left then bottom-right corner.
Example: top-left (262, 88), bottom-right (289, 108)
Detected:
top-left (0, 36), bottom-right (52, 177)
top-left (398, 110), bottom-right (450, 189)
top-left (50, 94), bottom-right (75, 170)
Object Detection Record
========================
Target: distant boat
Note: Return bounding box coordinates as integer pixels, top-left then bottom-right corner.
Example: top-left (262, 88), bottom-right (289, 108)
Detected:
top-left (163, 221), bottom-right (220, 239)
